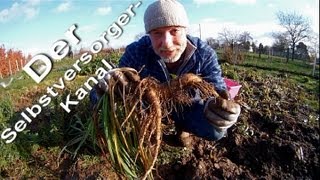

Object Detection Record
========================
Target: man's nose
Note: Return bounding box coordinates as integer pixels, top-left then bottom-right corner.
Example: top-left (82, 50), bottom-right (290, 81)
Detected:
top-left (161, 32), bottom-right (173, 48)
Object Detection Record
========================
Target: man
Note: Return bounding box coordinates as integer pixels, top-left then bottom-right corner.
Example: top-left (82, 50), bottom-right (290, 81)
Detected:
top-left (91, 0), bottom-right (240, 146)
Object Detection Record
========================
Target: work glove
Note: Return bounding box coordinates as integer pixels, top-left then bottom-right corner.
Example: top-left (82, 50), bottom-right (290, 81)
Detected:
top-left (90, 67), bottom-right (140, 106)
top-left (204, 90), bottom-right (241, 132)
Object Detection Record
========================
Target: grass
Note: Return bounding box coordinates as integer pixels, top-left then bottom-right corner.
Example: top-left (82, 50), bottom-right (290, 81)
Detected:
top-left (217, 50), bottom-right (319, 78)
top-left (158, 144), bottom-right (192, 165)
top-left (0, 50), bottom-right (319, 178)
top-left (0, 56), bottom-right (105, 177)
top-left (242, 53), bottom-right (319, 78)
top-left (222, 63), bottom-right (319, 105)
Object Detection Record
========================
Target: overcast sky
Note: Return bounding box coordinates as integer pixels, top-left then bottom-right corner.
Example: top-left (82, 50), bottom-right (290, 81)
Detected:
top-left (0, 0), bottom-right (319, 56)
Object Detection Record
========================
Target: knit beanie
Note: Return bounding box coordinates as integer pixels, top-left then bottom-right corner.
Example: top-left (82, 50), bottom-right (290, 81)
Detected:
top-left (144, 0), bottom-right (189, 33)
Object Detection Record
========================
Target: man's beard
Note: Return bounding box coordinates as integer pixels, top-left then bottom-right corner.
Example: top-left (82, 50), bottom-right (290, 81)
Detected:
top-left (161, 39), bottom-right (187, 63)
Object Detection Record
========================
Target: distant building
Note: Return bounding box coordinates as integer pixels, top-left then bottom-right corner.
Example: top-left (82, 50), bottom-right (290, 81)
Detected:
top-left (249, 45), bottom-right (253, 53)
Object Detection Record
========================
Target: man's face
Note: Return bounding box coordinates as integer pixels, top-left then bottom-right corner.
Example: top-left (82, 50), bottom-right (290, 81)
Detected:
top-left (149, 26), bottom-right (187, 63)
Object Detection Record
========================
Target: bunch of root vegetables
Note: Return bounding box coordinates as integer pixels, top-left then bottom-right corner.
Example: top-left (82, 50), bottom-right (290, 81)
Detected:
top-left (93, 68), bottom-right (221, 179)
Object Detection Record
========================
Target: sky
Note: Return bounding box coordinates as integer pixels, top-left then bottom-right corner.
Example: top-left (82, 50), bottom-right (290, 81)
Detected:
top-left (0, 0), bottom-right (319, 56)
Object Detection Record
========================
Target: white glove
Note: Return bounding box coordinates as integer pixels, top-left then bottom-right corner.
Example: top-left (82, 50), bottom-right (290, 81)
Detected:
top-left (204, 96), bottom-right (241, 132)
top-left (92, 67), bottom-right (140, 103)
top-left (97, 67), bottom-right (139, 90)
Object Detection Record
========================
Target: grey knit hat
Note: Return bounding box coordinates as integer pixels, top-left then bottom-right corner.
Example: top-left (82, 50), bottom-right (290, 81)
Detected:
top-left (144, 0), bottom-right (189, 33)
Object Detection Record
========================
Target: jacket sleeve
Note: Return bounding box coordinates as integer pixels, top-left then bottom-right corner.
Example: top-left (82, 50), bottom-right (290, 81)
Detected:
top-left (119, 44), bottom-right (135, 68)
top-left (199, 43), bottom-right (227, 94)
top-left (119, 37), bottom-right (149, 70)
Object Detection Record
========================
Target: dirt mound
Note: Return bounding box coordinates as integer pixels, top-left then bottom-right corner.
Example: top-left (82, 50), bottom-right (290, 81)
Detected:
top-left (156, 70), bottom-right (319, 179)
top-left (158, 129), bottom-right (319, 180)
top-left (2, 67), bottom-right (318, 179)
top-left (56, 70), bottom-right (319, 179)
top-left (158, 117), bottom-right (319, 179)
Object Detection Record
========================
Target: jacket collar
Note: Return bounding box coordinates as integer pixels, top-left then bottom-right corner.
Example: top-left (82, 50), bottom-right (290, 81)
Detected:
top-left (183, 37), bottom-right (197, 62)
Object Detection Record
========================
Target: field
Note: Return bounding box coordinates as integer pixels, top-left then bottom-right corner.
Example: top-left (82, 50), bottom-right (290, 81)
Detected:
top-left (0, 50), bottom-right (319, 179)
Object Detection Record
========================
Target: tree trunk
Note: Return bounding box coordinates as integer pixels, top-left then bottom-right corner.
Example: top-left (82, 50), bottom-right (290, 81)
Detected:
top-left (16, 60), bottom-right (19, 72)
top-left (9, 61), bottom-right (12, 76)
top-left (20, 59), bottom-right (23, 69)
top-left (312, 56), bottom-right (317, 77)
top-left (291, 43), bottom-right (295, 61)
top-left (286, 48), bottom-right (289, 63)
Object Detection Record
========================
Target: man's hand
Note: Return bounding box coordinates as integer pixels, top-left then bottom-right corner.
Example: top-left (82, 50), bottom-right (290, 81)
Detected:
top-left (90, 68), bottom-right (140, 105)
top-left (98, 67), bottom-right (139, 90)
top-left (204, 91), bottom-right (241, 132)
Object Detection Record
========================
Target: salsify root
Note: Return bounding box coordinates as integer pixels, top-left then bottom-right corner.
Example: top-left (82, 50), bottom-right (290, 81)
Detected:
top-left (94, 71), bottom-right (221, 179)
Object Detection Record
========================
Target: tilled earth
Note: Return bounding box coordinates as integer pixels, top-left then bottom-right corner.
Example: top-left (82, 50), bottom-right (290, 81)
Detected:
top-left (158, 112), bottom-right (319, 179)
top-left (156, 70), bottom-right (319, 179)
top-left (1, 68), bottom-right (319, 179)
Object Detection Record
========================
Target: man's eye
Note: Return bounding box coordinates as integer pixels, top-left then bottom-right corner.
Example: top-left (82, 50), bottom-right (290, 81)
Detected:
top-left (170, 29), bottom-right (180, 35)
top-left (152, 31), bottom-right (162, 36)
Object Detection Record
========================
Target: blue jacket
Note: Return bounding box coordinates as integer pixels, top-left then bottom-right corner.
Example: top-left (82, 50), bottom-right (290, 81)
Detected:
top-left (119, 35), bottom-right (226, 92)
top-left (118, 35), bottom-right (227, 141)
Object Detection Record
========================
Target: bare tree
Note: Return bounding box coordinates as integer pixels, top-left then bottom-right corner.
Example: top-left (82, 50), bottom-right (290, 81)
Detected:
top-left (218, 27), bottom-right (240, 46)
top-left (206, 37), bottom-right (220, 49)
top-left (258, 43), bottom-right (263, 58)
top-left (239, 31), bottom-right (253, 43)
top-left (276, 11), bottom-right (312, 62)
top-left (251, 41), bottom-right (258, 53)
top-left (272, 32), bottom-right (290, 61)
top-left (272, 32), bottom-right (289, 51)
top-left (237, 31), bottom-right (253, 51)
top-left (218, 28), bottom-right (245, 64)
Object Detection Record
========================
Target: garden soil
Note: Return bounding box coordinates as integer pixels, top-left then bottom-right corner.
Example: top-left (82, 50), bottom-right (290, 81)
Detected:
top-left (63, 72), bottom-right (319, 179)
top-left (1, 70), bottom-right (319, 179)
